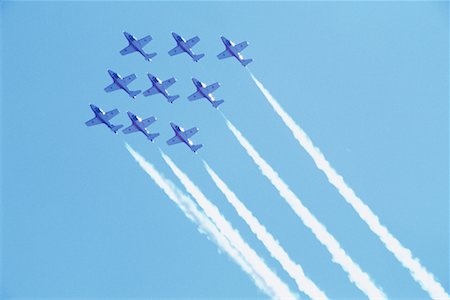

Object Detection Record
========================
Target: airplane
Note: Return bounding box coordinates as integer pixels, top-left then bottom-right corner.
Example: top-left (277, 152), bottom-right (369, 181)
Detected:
top-left (85, 104), bottom-right (123, 134)
top-left (143, 73), bottom-right (180, 103)
top-left (104, 69), bottom-right (141, 99)
top-left (166, 122), bottom-right (203, 152)
top-left (168, 32), bottom-right (205, 62)
top-left (120, 31), bottom-right (157, 61)
top-left (122, 111), bottom-right (160, 142)
top-left (217, 36), bottom-right (253, 67)
top-left (188, 78), bottom-right (224, 108)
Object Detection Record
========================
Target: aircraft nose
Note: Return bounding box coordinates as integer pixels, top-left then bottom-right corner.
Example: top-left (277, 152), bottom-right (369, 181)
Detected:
top-left (108, 69), bottom-right (115, 76)
top-left (90, 104), bottom-right (97, 110)
top-left (171, 32), bottom-right (179, 38)
top-left (127, 111), bottom-right (134, 118)
top-left (221, 36), bottom-right (227, 43)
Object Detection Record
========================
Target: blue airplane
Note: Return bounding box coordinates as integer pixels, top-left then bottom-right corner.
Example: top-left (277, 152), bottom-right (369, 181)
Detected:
top-left (188, 78), bottom-right (224, 108)
top-left (120, 31), bottom-right (157, 61)
top-left (104, 69), bottom-right (141, 99)
top-left (168, 32), bottom-right (205, 62)
top-left (122, 111), bottom-right (159, 141)
top-left (143, 73), bottom-right (179, 103)
top-left (85, 104), bottom-right (123, 134)
top-left (217, 36), bottom-right (253, 67)
top-left (166, 122), bottom-right (202, 152)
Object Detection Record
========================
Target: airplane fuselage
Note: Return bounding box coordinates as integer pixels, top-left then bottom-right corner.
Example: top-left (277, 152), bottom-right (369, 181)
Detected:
top-left (90, 105), bottom-right (114, 130)
top-left (128, 113), bottom-right (150, 136)
top-left (126, 35), bottom-right (146, 57)
top-left (150, 77), bottom-right (170, 99)
top-left (221, 37), bottom-right (245, 62)
top-left (109, 71), bottom-right (132, 95)
top-left (173, 33), bottom-right (195, 60)
top-left (171, 123), bottom-right (193, 146)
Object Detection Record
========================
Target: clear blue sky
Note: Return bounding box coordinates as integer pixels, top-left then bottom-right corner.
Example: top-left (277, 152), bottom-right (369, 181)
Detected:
top-left (1, 1), bottom-right (448, 299)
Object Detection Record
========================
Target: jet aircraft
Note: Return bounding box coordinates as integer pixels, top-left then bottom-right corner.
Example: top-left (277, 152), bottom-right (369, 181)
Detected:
top-left (188, 78), bottom-right (224, 108)
top-left (166, 122), bottom-right (202, 152)
top-left (217, 36), bottom-right (253, 67)
top-left (168, 32), bottom-right (205, 62)
top-left (85, 104), bottom-right (123, 134)
top-left (143, 73), bottom-right (179, 103)
top-left (104, 69), bottom-right (141, 99)
top-left (120, 31), bottom-right (157, 61)
top-left (122, 111), bottom-right (159, 141)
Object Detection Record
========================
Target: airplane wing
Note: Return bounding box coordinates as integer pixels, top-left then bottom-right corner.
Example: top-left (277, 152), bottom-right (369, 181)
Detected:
top-left (120, 44), bottom-right (136, 55)
top-left (85, 117), bottom-right (102, 126)
top-left (122, 74), bottom-right (137, 85)
top-left (235, 41), bottom-right (249, 52)
top-left (186, 36), bottom-right (200, 48)
top-left (104, 109), bottom-right (119, 120)
top-left (143, 86), bottom-right (159, 96)
top-left (161, 77), bottom-right (176, 89)
top-left (104, 82), bottom-right (120, 92)
top-left (168, 45), bottom-right (184, 56)
top-left (206, 83), bottom-right (220, 93)
top-left (188, 91), bottom-right (203, 101)
top-left (184, 127), bottom-right (199, 139)
top-left (122, 124), bottom-right (139, 134)
top-left (217, 49), bottom-right (232, 59)
top-left (138, 35), bottom-right (152, 47)
top-left (142, 116), bottom-right (156, 128)
top-left (166, 136), bottom-right (182, 145)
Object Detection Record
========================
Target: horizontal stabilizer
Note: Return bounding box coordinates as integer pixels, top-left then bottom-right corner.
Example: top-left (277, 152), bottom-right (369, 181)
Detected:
top-left (241, 58), bottom-right (253, 67)
top-left (168, 95), bottom-right (180, 103)
top-left (191, 144), bottom-right (203, 153)
top-left (111, 124), bottom-right (123, 133)
top-left (212, 99), bottom-right (224, 108)
top-left (129, 90), bottom-right (141, 98)
top-left (144, 52), bottom-right (157, 61)
top-left (193, 53), bottom-right (205, 62)
top-left (147, 132), bottom-right (160, 142)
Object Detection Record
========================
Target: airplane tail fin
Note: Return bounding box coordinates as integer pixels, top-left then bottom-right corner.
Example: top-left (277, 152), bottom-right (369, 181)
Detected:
top-left (191, 144), bottom-right (203, 153)
top-left (212, 99), bottom-right (224, 108)
top-left (148, 132), bottom-right (160, 142)
top-left (112, 124), bottom-right (124, 134)
top-left (241, 58), bottom-right (253, 67)
top-left (168, 95), bottom-right (180, 103)
top-left (193, 53), bottom-right (205, 62)
top-left (130, 90), bottom-right (141, 98)
top-left (145, 52), bottom-right (157, 61)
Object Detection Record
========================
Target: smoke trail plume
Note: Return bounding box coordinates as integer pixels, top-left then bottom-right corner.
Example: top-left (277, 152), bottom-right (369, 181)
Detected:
top-left (160, 151), bottom-right (297, 299)
top-left (204, 161), bottom-right (328, 299)
top-left (126, 144), bottom-right (281, 298)
top-left (225, 120), bottom-right (386, 299)
top-left (250, 73), bottom-right (449, 299)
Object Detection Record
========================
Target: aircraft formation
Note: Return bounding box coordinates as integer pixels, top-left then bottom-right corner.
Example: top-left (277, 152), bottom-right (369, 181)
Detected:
top-left (86, 31), bottom-right (253, 152)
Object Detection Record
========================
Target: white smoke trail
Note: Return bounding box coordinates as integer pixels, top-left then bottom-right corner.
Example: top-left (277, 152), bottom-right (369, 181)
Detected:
top-left (250, 73), bottom-right (450, 299)
top-left (125, 144), bottom-right (277, 298)
top-left (160, 151), bottom-right (297, 299)
top-left (225, 120), bottom-right (386, 299)
top-left (204, 161), bottom-right (328, 299)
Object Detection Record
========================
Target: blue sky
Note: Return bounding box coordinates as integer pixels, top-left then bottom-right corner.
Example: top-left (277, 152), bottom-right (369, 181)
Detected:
top-left (1, 1), bottom-right (448, 299)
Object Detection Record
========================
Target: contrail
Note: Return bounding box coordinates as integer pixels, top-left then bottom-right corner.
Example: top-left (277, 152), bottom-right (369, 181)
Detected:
top-left (249, 73), bottom-right (450, 299)
top-left (160, 151), bottom-right (297, 299)
top-left (125, 144), bottom-right (281, 298)
top-left (225, 119), bottom-right (386, 299)
top-left (204, 161), bottom-right (328, 299)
